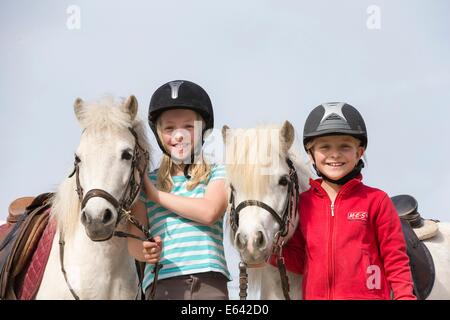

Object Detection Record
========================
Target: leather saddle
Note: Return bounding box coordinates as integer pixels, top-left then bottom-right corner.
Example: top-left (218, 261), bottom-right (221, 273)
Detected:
top-left (391, 194), bottom-right (435, 300)
top-left (0, 193), bottom-right (53, 299)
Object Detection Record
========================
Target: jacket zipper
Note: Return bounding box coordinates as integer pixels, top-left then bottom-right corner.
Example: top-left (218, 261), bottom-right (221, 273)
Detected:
top-left (328, 202), bottom-right (335, 299)
top-left (318, 180), bottom-right (358, 300)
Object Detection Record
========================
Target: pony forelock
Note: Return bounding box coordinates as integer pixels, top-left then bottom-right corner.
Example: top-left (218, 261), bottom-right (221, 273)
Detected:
top-left (224, 124), bottom-right (311, 198)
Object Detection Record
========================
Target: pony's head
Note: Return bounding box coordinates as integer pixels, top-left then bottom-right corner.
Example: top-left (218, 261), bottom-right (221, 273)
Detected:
top-left (53, 95), bottom-right (150, 241)
top-left (223, 121), bottom-right (311, 264)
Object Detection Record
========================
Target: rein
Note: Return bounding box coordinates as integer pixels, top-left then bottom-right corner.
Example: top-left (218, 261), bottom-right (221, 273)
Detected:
top-left (229, 158), bottom-right (299, 300)
top-left (61, 127), bottom-right (161, 300)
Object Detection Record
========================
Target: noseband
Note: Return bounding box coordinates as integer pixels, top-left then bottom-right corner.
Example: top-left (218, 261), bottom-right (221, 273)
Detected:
top-left (229, 158), bottom-right (299, 239)
top-left (228, 158), bottom-right (300, 300)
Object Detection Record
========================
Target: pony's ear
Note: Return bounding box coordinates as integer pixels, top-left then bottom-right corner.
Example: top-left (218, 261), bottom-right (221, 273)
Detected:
top-left (123, 95), bottom-right (138, 121)
top-left (74, 98), bottom-right (84, 123)
top-left (222, 125), bottom-right (230, 143)
top-left (280, 121), bottom-right (295, 152)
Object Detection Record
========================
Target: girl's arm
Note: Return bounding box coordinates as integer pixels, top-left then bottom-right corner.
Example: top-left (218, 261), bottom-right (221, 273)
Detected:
top-left (143, 175), bottom-right (227, 226)
top-left (127, 200), bottom-right (162, 264)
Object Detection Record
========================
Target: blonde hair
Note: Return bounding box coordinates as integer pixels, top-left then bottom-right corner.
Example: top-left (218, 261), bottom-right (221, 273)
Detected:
top-left (155, 112), bottom-right (211, 192)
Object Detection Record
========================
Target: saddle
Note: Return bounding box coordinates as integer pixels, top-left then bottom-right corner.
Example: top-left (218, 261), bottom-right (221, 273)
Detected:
top-left (0, 193), bottom-right (53, 299)
top-left (391, 194), bottom-right (436, 300)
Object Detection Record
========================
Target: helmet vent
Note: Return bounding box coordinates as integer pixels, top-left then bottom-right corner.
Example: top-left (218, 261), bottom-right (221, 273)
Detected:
top-left (325, 114), bottom-right (344, 121)
top-left (169, 80), bottom-right (184, 99)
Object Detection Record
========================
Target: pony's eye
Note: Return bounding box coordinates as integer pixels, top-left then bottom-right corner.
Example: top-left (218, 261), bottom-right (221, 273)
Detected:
top-left (121, 150), bottom-right (133, 160)
top-left (279, 175), bottom-right (289, 186)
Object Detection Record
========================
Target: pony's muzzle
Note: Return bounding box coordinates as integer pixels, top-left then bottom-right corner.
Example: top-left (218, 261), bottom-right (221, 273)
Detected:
top-left (81, 205), bottom-right (118, 241)
top-left (235, 230), bottom-right (267, 252)
top-left (253, 230), bottom-right (267, 250)
top-left (235, 232), bottom-right (247, 250)
top-left (81, 208), bottom-right (114, 224)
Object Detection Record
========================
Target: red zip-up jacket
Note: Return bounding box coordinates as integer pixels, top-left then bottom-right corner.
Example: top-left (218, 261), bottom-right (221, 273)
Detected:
top-left (279, 175), bottom-right (416, 300)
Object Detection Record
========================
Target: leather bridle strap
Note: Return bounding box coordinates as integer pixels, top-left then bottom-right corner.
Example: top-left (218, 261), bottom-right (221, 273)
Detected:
top-left (230, 175), bottom-right (294, 238)
top-left (81, 189), bottom-right (120, 210)
top-left (234, 200), bottom-right (284, 228)
top-left (113, 214), bottom-right (163, 300)
top-left (272, 232), bottom-right (291, 300)
top-left (58, 233), bottom-right (80, 300)
top-left (238, 262), bottom-right (248, 300)
top-left (70, 128), bottom-right (147, 220)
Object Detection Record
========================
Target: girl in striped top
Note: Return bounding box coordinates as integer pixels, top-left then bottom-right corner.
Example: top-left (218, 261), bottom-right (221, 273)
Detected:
top-left (127, 80), bottom-right (230, 300)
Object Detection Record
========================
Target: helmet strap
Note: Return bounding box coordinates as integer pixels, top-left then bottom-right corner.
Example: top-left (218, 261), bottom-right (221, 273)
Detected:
top-left (183, 130), bottom-right (205, 180)
top-left (183, 164), bottom-right (191, 179)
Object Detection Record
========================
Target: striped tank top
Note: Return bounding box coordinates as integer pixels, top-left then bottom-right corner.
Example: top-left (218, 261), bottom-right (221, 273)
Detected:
top-left (139, 164), bottom-right (231, 291)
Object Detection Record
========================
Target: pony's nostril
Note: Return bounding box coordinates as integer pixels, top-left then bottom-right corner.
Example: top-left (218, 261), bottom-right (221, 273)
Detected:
top-left (254, 231), bottom-right (266, 249)
top-left (235, 232), bottom-right (247, 250)
top-left (81, 211), bottom-right (89, 225)
top-left (102, 209), bottom-right (113, 224)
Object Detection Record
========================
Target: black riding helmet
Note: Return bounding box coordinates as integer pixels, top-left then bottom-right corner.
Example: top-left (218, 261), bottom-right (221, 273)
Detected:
top-left (148, 80), bottom-right (214, 155)
top-left (303, 102), bottom-right (368, 185)
top-left (303, 102), bottom-right (367, 149)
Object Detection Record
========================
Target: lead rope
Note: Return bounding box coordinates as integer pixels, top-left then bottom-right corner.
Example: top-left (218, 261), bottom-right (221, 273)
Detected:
top-left (238, 262), bottom-right (248, 300)
top-left (114, 211), bottom-right (163, 300)
top-left (58, 232), bottom-right (80, 300)
top-left (272, 232), bottom-right (290, 300)
top-left (58, 227), bottom-right (162, 300)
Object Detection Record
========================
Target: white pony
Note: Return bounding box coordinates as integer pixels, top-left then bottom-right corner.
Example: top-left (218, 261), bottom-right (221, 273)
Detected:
top-left (222, 122), bottom-right (311, 300)
top-left (35, 95), bottom-right (150, 299)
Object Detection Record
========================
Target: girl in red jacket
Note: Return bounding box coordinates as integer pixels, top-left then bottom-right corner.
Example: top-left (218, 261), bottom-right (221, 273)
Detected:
top-left (281, 102), bottom-right (416, 300)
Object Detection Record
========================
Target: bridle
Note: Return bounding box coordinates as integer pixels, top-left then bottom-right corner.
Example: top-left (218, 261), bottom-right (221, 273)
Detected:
top-left (228, 158), bottom-right (300, 300)
top-left (70, 128), bottom-right (147, 225)
top-left (61, 127), bottom-right (162, 300)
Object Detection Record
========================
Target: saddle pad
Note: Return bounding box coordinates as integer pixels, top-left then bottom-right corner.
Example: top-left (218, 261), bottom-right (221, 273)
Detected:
top-left (13, 212), bottom-right (49, 276)
top-left (0, 200), bottom-right (51, 299)
top-left (17, 218), bottom-right (56, 300)
top-left (413, 219), bottom-right (439, 241)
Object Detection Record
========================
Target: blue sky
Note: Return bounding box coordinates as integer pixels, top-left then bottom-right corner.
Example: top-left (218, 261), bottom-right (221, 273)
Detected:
top-left (1, 0), bottom-right (450, 298)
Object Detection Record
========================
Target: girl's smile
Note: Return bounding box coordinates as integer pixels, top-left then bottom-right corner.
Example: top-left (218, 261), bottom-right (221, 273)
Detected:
top-left (311, 135), bottom-right (364, 182)
top-left (169, 142), bottom-right (191, 158)
top-left (326, 161), bottom-right (345, 167)
top-left (158, 109), bottom-right (203, 162)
